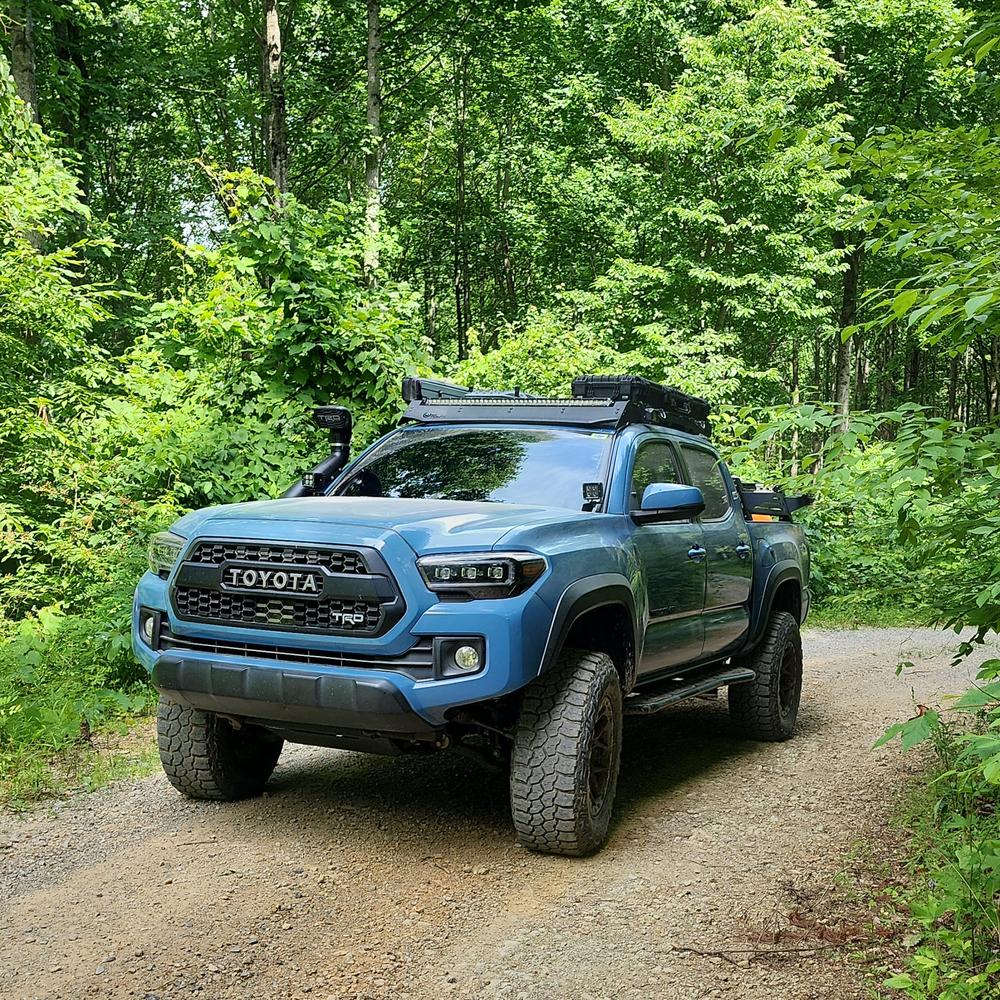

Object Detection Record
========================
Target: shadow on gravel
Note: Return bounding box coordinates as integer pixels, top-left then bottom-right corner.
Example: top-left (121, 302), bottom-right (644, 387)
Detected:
top-left (614, 698), bottom-right (756, 822)
top-left (243, 694), bottom-right (787, 853)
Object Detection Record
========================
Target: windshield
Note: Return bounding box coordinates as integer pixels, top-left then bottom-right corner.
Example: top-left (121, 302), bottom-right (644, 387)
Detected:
top-left (335, 426), bottom-right (611, 511)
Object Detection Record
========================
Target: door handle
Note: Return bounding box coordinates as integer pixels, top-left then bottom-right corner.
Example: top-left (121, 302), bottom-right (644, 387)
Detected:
top-left (735, 542), bottom-right (751, 559)
top-left (687, 546), bottom-right (707, 562)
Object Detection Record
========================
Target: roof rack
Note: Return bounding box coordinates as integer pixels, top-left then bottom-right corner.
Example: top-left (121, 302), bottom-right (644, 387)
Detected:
top-left (399, 374), bottom-right (712, 437)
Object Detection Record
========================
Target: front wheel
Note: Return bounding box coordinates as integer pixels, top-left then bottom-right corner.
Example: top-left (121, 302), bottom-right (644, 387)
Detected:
top-left (510, 649), bottom-right (623, 857)
top-left (728, 610), bottom-right (803, 741)
top-left (156, 697), bottom-right (283, 800)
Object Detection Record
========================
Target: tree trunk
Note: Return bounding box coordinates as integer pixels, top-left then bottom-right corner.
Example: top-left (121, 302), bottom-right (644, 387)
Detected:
top-left (832, 233), bottom-right (863, 432)
top-left (948, 354), bottom-right (959, 419)
top-left (53, 18), bottom-right (93, 204)
top-left (424, 264), bottom-right (438, 350)
top-left (978, 342), bottom-right (994, 421)
top-left (7, 2), bottom-right (40, 123)
top-left (363, 0), bottom-right (382, 286)
top-left (262, 0), bottom-right (288, 193)
top-left (854, 337), bottom-right (868, 410)
top-left (790, 341), bottom-right (801, 478)
top-left (453, 49), bottom-right (470, 359)
top-left (496, 116), bottom-right (517, 320)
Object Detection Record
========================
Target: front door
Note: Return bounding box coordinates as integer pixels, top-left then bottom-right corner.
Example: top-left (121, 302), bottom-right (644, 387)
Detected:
top-left (679, 445), bottom-right (752, 657)
top-left (629, 439), bottom-right (707, 675)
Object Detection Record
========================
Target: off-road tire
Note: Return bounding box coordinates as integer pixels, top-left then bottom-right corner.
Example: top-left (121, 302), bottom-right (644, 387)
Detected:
top-left (510, 649), bottom-right (623, 857)
top-left (728, 611), bottom-right (802, 741)
top-left (156, 696), bottom-right (283, 800)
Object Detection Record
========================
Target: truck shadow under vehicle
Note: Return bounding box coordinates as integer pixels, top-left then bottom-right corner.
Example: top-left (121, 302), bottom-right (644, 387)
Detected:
top-left (242, 700), bottom-right (768, 847)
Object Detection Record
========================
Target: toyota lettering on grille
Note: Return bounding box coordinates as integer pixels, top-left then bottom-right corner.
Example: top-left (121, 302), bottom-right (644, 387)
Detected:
top-left (223, 567), bottom-right (323, 594)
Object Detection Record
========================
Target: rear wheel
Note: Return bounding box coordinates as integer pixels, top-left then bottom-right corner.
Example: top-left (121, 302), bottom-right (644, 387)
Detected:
top-left (728, 611), bottom-right (802, 741)
top-left (510, 649), bottom-right (623, 857)
top-left (156, 696), bottom-right (283, 800)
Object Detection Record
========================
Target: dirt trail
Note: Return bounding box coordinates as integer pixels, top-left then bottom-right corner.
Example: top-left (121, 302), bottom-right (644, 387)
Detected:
top-left (0, 627), bottom-right (991, 1000)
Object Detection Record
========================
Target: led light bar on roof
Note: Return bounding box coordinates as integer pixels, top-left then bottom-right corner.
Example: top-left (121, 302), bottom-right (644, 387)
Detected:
top-left (429, 396), bottom-right (613, 407)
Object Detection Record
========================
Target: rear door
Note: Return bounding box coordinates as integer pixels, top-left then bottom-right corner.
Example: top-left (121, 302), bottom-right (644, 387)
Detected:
top-left (629, 438), bottom-right (706, 675)
top-left (678, 444), bottom-right (752, 658)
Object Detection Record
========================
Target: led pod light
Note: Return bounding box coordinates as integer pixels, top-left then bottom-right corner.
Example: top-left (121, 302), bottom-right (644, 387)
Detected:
top-left (148, 531), bottom-right (185, 578)
top-left (417, 552), bottom-right (547, 599)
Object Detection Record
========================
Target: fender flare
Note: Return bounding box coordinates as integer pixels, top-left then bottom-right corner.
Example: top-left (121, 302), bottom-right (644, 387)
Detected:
top-left (538, 574), bottom-right (640, 690)
top-left (747, 561), bottom-right (803, 647)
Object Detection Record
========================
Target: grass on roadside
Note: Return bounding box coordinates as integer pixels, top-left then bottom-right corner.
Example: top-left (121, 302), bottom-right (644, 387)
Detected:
top-left (879, 725), bottom-right (1000, 998)
top-left (0, 606), bottom-right (157, 809)
top-left (1, 718), bottom-right (159, 810)
top-left (806, 601), bottom-right (937, 631)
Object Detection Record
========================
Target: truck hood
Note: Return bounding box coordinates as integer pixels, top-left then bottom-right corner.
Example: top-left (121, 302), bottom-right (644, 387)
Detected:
top-left (171, 496), bottom-right (588, 553)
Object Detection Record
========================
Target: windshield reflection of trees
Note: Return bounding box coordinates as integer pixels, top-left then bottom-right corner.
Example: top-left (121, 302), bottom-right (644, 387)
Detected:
top-left (342, 431), bottom-right (529, 502)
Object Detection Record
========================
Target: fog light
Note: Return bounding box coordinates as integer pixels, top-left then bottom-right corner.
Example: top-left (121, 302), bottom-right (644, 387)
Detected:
top-left (139, 608), bottom-right (157, 646)
top-left (453, 645), bottom-right (481, 671)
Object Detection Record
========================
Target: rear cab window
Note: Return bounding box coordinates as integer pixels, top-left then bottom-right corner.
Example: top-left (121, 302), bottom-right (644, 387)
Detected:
top-left (679, 445), bottom-right (732, 520)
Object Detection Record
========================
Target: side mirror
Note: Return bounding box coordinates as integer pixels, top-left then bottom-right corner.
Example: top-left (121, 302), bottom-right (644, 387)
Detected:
top-left (633, 483), bottom-right (705, 523)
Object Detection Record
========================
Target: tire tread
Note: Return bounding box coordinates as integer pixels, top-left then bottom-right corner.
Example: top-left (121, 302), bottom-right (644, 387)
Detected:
top-left (728, 611), bottom-right (802, 742)
top-left (510, 649), bottom-right (622, 857)
top-left (156, 697), bottom-right (282, 800)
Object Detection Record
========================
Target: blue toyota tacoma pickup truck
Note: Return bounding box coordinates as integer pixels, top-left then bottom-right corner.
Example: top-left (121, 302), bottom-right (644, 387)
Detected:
top-left (134, 375), bottom-right (810, 856)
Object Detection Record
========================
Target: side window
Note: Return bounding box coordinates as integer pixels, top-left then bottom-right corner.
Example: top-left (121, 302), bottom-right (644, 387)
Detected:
top-left (629, 441), bottom-right (680, 510)
top-left (681, 447), bottom-right (731, 520)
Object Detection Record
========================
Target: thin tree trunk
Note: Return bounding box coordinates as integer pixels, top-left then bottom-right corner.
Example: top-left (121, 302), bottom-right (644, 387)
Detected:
top-left (497, 116), bottom-right (517, 320)
top-left (989, 337), bottom-right (1000, 420)
top-left (52, 18), bottom-right (92, 204)
top-left (790, 341), bottom-right (801, 478)
top-left (832, 233), bottom-right (863, 432)
top-left (7, 2), bottom-right (39, 123)
top-left (963, 348), bottom-right (972, 424)
top-left (979, 344), bottom-right (994, 421)
top-left (262, 0), bottom-right (288, 192)
top-left (948, 354), bottom-right (959, 419)
top-left (363, 0), bottom-right (382, 286)
top-left (812, 327), bottom-right (822, 403)
top-left (453, 49), bottom-right (470, 358)
top-left (854, 337), bottom-right (868, 409)
top-left (424, 265), bottom-right (438, 349)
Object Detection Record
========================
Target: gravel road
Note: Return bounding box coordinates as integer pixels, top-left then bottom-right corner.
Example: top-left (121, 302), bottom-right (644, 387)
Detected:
top-left (0, 627), bottom-right (992, 1000)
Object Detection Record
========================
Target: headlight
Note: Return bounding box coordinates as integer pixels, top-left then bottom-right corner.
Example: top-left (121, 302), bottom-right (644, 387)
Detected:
top-left (148, 531), bottom-right (185, 578)
top-left (417, 552), bottom-right (547, 599)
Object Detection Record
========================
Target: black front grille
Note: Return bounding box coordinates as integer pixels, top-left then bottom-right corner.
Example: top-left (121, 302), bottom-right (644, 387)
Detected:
top-left (188, 542), bottom-right (366, 574)
top-left (171, 539), bottom-right (403, 636)
top-left (157, 625), bottom-right (433, 679)
top-left (174, 588), bottom-right (382, 632)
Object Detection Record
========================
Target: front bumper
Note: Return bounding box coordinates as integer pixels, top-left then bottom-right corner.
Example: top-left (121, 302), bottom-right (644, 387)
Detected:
top-left (134, 563), bottom-right (554, 729)
top-left (154, 654), bottom-right (438, 737)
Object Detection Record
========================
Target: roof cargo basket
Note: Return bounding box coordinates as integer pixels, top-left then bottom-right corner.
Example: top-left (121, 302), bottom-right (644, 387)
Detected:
top-left (572, 375), bottom-right (710, 437)
top-left (401, 374), bottom-right (711, 437)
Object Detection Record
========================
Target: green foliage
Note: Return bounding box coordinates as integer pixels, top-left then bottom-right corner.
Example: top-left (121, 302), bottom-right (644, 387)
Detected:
top-left (0, 54), bottom-right (113, 402)
top-left (848, 125), bottom-right (1000, 349)
top-left (452, 302), bottom-right (783, 405)
top-left (0, 603), bottom-right (155, 807)
top-left (877, 694), bottom-right (1000, 998)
